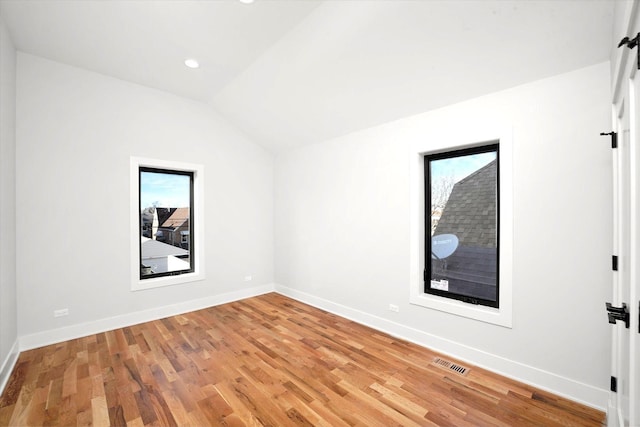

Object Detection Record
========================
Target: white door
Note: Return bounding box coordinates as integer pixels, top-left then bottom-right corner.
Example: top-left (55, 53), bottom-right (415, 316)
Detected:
top-left (609, 2), bottom-right (640, 425)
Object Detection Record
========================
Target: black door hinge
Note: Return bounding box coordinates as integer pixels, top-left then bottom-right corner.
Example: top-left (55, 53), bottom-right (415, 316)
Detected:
top-left (600, 131), bottom-right (617, 149)
top-left (612, 255), bottom-right (619, 271)
top-left (611, 376), bottom-right (617, 392)
top-left (606, 302), bottom-right (630, 328)
top-left (618, 33), bottom-right (640, 70)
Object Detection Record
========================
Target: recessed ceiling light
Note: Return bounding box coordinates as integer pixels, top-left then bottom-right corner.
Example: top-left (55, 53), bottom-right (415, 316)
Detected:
top-left (184, 59), bottom-right (200, 69)
top-left (239, 0), bottom-right (254, 4)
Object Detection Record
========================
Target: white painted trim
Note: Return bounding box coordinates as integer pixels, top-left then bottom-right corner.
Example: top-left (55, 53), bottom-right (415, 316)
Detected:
top-left (130, 157), bottom-right (206, 291)
top-left (612, 0), bottom-right (639, 103)
top-left (609, 4), bottom-right (640, 424)
top-left (408, 124), bottom-right (513, 327)
top-left (19, 284), bottom-right (276, 351)
top-left (0, 339), bottom-right (19, 395)
top-left (275, 284), bottom-right (608, 411)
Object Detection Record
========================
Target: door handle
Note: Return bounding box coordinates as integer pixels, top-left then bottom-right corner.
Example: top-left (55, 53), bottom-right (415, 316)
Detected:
top-left (606, 302), bottom-right (630, 328)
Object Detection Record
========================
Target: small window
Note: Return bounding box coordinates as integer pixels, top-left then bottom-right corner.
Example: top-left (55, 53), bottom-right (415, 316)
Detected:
top-left (425, 144), bottom-right (499, 308)
top-left (139, 167), bottom-right (194, 279)
top-left (131, 157), bottom-right (204, 291)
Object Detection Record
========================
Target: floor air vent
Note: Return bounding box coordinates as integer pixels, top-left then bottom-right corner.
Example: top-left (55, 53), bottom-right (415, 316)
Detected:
top-left (431, 357), bottom-right (469, 376)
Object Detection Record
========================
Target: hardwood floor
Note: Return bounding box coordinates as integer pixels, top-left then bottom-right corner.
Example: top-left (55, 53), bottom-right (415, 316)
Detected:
top-left (0, 293), bottom-right (604, 426)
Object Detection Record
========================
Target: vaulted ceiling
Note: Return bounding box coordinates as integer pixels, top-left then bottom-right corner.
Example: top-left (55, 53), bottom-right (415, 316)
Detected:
top-left (0, 0), bottom-right (614, 152)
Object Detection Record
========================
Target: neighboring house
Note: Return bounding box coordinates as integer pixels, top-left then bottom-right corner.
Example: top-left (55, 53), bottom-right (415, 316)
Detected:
top-left (140, 237), bottom-right (190, 276)
top-left (140, 207), bottom-right (159, 239)
top-left (154, 208), bottom-right (175, 228)
top-left (140, 207), bottom-right (190, 250)
top-left (157, 207), bottom-right (190, 250)
top-left (432, 160), bottom-right (497, 300)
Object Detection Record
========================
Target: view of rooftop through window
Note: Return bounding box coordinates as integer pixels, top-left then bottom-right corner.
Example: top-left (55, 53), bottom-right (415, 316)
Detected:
top-left (430, 151), bottom-right (495, 234)
top-left (426, 145), bottom-right (499, 307)
top-left (139, 168), bottom-right (194, 279)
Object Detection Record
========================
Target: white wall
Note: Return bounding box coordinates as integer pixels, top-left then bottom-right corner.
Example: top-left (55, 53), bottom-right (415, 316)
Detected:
top-left (16, 53), bottom-right (274, 345)
top-left (275, 62), bottom-right (612, 408)
top-left (7, 43), bottom-right (613, 410)
top-left (0, 16), bottom-right (18, 391)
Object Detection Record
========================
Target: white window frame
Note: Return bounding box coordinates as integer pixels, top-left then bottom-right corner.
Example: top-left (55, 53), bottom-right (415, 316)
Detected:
top-left (130, 157), bottom-right (205, 291)
top-left (409, 125), bottom-right (513, 328)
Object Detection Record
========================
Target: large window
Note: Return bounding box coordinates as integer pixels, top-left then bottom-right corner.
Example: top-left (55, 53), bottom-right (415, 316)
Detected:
top-left (425, 144), bottom-right (499, 308)
top-left (139, 167), bottom-right (194, 279)
top-left (130, 157), bottom-right (204, 291)
top-left (409, 126), bottom-right (512, 327)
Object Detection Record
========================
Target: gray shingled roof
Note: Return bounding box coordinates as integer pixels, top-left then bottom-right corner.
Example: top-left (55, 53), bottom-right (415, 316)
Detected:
top-left (434, 159), bottom-right (497, 247)
top-left (431, 159), bottom-right (498, 300)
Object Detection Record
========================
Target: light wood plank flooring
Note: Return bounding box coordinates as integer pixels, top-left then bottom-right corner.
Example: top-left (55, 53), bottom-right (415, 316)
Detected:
top-left (0, 293), bottom-right (604, 426)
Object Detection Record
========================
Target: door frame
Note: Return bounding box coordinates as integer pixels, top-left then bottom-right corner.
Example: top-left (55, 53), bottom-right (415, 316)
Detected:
top-left (610, 1), bottom-right (640, 425)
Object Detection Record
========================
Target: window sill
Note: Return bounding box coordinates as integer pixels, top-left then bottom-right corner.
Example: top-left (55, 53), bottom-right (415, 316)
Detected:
top-left (409, 291), bottom-right (511, 328)
top-left (131, 271), bottom-right (205, 292)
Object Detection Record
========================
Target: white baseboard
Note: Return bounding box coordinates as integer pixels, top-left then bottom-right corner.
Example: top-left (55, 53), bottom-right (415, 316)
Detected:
top-left (274, 284), bottom-right (608, 412)
top-left (19, 284), bottom-right (276, 351)
top-left (0, 339), bottom-right (20, 396)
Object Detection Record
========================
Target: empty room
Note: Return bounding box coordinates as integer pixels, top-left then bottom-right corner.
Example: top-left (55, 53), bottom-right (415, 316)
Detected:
top-left (0, 0), bottom-right (639, 425)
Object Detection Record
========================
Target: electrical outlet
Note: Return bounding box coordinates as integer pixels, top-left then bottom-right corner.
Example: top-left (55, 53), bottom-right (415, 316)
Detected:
top-left (244, 275), bottom-right (252, 282)
top-left (54, 308), bottom-right (69, 317)
top-left (388, 304), bottom-right (399, 313)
